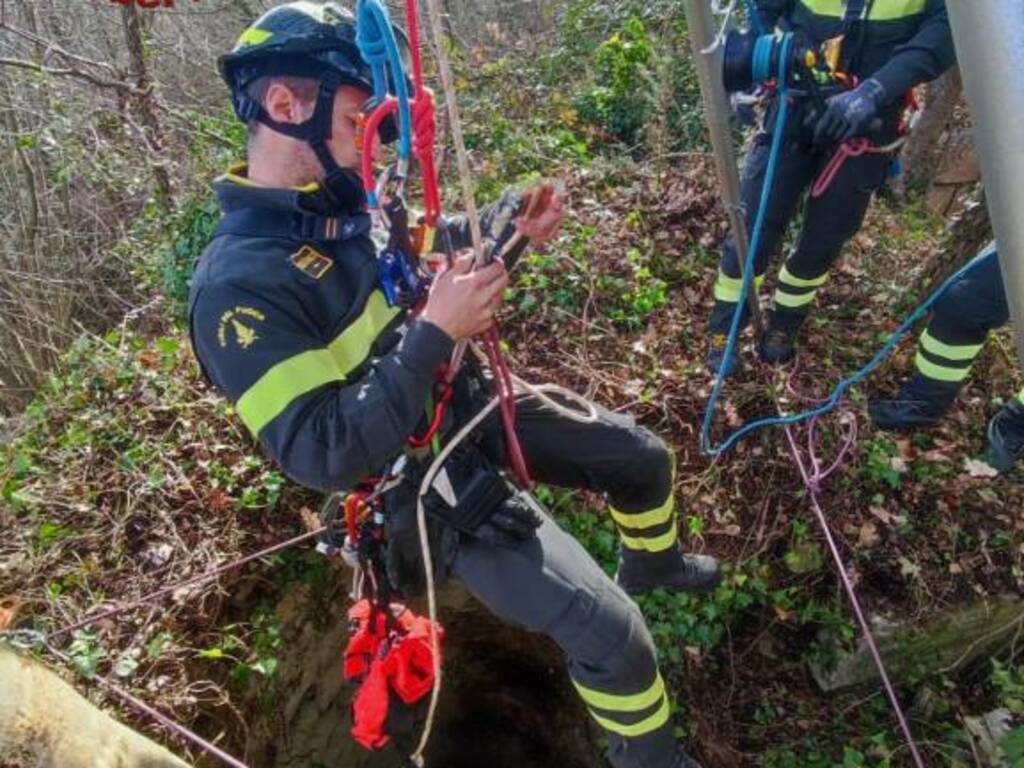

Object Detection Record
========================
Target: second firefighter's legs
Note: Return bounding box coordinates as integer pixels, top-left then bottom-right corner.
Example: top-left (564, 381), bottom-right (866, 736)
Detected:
top-left (871, 246), bottom-right (1008, 430)
top-left (707, 134), bottom-right (816, 377)
top-left (760, 150), bottom-right (890, 363)
top-left (453, 513), bottom-right (700, 768)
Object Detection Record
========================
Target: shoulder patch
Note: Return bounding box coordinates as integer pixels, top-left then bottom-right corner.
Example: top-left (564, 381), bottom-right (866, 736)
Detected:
top-left (290, 245), bottom-right (334, 280)
top-left (218, 306), bottom-right (265, 350)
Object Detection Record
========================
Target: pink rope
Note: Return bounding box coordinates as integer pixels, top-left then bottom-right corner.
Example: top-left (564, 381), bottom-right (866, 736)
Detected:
top-left (43, 640), bottom-right (249, 768)
top-left (48, 527), bottom-right (325, 641)
top-left (783, 411), bottom-right (926, 768)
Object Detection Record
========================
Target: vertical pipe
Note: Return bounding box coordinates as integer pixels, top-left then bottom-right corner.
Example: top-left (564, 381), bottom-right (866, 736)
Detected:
top-left (946, 1), bottom-right (1024, 365)
top-left (682, 0), bottom-right (763, 334)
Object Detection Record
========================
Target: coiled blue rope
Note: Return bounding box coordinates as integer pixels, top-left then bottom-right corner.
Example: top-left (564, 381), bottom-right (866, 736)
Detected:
top-left (700, 31), bottom-right (995, 457)
top-left (355, 0), bottom-right (413, 162)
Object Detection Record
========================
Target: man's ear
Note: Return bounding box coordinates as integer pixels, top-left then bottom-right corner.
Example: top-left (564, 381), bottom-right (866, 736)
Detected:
top-left (264, 81), bottom-right (302, 125)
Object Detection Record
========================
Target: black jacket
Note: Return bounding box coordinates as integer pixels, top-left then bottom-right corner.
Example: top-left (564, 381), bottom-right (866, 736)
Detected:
top-left (188, 166), bottom-right (523, 491)
top-left (759, 0), bottom-right (955, 123)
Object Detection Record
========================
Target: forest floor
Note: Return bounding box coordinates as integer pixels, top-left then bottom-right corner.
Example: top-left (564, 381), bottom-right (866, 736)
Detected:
top-left (3, 15), bottom-right (1024, 768)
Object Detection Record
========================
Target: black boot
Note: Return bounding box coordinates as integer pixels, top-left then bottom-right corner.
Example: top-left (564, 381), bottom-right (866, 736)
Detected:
top-left (706, 333), bottom-right (741, 379)
top-left (869, 375), bottom-right (959, 432)
top-left (616, 545), bottom-right (722, 596)
top-left (705, 302), bottom-right (746, 378)
top-left (758, 310), bottom-right (804, 365)
top-left (982, 401), bottom-right (1024, 473)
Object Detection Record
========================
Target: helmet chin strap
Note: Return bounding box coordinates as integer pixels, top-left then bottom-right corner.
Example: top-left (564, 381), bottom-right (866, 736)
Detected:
top-left (253, 70), bottom-right (369, 216)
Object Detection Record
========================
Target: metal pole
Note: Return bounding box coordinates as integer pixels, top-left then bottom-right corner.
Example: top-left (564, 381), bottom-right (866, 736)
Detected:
top-left (682, 0), bottom-right (763, 335)
top-left (946, 1), bottom-right (1024, 365)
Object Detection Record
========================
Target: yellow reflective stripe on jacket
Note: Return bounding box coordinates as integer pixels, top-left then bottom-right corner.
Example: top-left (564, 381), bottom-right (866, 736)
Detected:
top-left (327, 291), bottom-right (400, 373)
top-left (610, 496), bottom-right (675, 531)
top-left (573, 673), bottom-right (666, 713)
top-left (869, 0), bottom-right (927, 21)
top-left (237, 348), bottom-right (340, 435)
top-left (1018, 388), bottom-right (1024, 404)
top-left (915, 352), bottom-right (971, 383)
top-left (799, 0), bottom-right (925, 19)
top-left (619, 524), bottom-right (678, 553)
top-left (779, 265), bottom-right (829, 289)
top-left (919, 330), bottom-right (984, 362)
top-left (588, 695), bottom-right (671, 738)
top-left (236, 291), bottom-right (399, 436)
top-left (774, 289), bottom-right (818, 308)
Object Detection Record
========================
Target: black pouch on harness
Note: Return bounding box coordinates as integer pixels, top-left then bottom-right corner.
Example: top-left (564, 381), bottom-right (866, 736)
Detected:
top-left (382, 461), bottom-right (460, 600)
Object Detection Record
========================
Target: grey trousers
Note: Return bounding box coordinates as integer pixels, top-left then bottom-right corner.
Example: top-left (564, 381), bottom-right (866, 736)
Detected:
top-left (452, 510), bottom-right (680, 768)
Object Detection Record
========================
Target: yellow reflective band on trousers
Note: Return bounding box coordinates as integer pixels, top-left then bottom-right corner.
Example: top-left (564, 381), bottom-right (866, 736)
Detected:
top-left (573, 673), bottom-right (666, 712)
top-left (573, 674), bottom-right (671, 738)
top-left (919, 330), bottom-right (984, 362)
top-left (799, 0), bottom-right (925, 20)
top-left (610, 495), bottom-right (676, 531)
top-left (773, 288), bottom-right (818, 308)
top-left (714, 271), bottom-right (765, 303)
top-left (619, 525), bottom-right (678, 553)
top-left (779, 265), bottom-right (829, 289)
top-left (915, 352), bottom-right (971, 383)
top-left (236, 291), bottom-right (400, 436)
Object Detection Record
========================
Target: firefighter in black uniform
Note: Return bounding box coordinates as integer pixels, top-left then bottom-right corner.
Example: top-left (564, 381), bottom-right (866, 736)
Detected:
top-left (707, 0), bottom-right (957, 377)
top-left (870, 243), bottom-right (1024, 473)
top-left (188, 4), bottom-right (719, 766)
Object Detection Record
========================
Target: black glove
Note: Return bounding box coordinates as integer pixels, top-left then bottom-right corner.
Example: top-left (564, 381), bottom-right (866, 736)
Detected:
top-left (812, 78), bottom-right (886, 145)
top-left (424, 447), bottom-right (542, 548)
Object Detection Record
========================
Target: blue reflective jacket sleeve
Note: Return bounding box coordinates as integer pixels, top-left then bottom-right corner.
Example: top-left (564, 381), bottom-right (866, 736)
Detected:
top-left (870, 0), bottom-right (956, 103)
top-left (191, 282), bottom-right (454, 491)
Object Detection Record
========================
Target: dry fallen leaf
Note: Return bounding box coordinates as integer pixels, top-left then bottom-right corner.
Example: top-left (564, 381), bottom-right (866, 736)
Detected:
top-left (857, 522), bottom-right (880, 549)
top-left (0, 597), bottom-right (21, 631)
top-left (964, 458), bottom-right (999, 479)
top-left (869, 506), bottom-right (892, 525)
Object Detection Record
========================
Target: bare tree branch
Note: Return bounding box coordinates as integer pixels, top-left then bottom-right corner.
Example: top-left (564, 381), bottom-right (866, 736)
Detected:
top-left (0, 56), bottom-right (141, 94)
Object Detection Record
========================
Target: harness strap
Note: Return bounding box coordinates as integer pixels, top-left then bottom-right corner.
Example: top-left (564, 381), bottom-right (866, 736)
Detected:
top-left (214, 206), bottom-right (371, 242)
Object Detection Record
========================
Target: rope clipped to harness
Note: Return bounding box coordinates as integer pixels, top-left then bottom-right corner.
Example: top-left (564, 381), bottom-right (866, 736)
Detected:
top-left (354, 0), bottom-right (531, 487)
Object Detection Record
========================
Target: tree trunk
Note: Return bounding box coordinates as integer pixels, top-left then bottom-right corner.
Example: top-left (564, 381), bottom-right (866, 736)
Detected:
top-left (0, 644), bottom-right (191, 768)
top-left (121, 3), bottom-right (174, 210)
top-left (900, 68), bottom-right (964, 197)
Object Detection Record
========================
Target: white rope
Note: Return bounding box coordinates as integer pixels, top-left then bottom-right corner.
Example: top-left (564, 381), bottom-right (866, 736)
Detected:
top-left (407, 1), bottom-right (600, 763)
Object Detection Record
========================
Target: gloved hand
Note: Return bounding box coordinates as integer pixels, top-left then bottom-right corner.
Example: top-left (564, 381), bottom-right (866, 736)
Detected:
top-left (813, 78), bottom-right (886, 145)
top-left (424, 447), bottom-right (542, 548)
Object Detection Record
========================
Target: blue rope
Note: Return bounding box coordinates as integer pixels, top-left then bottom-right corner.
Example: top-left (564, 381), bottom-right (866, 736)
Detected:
top-left (355, 0), bottom-right (413, 162)
top-left (700, 32), bottom-right (996, 457)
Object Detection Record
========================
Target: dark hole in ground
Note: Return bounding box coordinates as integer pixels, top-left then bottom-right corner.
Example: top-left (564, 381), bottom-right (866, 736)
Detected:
top-left (245, 582), bottom-right (604, 768)
top-left (419, 609), bottom-right (602, 768)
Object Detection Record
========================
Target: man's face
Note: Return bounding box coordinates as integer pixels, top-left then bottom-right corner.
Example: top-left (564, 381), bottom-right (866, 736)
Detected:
top-left (325, 84), bottom-right (371, 169)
